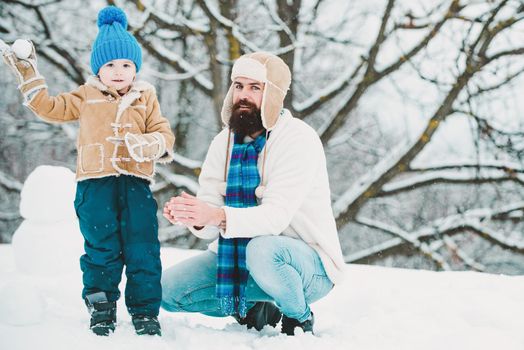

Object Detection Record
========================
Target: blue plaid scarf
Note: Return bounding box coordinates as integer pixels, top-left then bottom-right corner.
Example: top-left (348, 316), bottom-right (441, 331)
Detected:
top-left (216, 132), bottom-right (266, 318)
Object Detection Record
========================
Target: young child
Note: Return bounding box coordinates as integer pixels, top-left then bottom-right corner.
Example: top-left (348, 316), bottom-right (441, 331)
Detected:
top-left (1, 6), bottom-right (175, 336)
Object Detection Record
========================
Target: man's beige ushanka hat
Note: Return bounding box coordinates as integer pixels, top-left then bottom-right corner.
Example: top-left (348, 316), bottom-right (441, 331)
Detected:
top-left (219, 52), bottom-right (292, 198)
top-left (221, 52), bottom-right (292, 131)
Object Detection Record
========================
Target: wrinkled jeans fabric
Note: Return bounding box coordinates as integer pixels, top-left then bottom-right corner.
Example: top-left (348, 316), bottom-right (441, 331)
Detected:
top-left (161, 235), bottom-right (333, 322)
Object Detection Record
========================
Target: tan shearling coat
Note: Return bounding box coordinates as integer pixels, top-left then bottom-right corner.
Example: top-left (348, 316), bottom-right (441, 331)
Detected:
top-left (26, 76), bottom-right (175, 183)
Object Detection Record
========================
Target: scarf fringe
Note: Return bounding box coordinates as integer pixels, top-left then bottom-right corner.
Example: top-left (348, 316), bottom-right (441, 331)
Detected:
top-left (219, 295), bottom-right (248, 318)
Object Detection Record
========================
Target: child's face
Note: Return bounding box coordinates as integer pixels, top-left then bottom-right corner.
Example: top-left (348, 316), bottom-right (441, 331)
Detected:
top-left (98, 59), bottom-right (136, 93)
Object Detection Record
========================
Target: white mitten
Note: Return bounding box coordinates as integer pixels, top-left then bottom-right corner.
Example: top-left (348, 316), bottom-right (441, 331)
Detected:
top-left (124, 132), bottom-right (166, 162)
top-left (1, 39), bottom-right (46, 103)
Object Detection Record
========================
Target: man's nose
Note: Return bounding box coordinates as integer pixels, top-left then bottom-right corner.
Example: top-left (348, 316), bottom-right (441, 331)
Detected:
top-left (237, 88), bottom-right (250, 99)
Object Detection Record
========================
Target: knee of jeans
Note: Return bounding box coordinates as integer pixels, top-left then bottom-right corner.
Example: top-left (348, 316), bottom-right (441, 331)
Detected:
top-left (160, 297), bottom-right (184, 312)
top-left (160, 283), bottom-right (186, 312)
top-left (246, 236), bottom-right (284, 273)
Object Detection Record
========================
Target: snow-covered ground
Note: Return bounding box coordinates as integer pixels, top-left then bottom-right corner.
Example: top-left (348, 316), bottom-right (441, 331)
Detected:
top-left (1, 166), bottom-right (523, 350)
top-left (1, 244), bottom-right (523, 350)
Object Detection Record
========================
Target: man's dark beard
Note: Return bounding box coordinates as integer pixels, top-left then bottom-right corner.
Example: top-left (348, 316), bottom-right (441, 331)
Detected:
top-left (229, 100), bottom-right (265, 138)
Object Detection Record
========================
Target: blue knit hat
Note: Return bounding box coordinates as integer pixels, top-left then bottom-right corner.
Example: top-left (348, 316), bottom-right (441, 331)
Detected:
top-left (90, 6), bottom-right (142, 75)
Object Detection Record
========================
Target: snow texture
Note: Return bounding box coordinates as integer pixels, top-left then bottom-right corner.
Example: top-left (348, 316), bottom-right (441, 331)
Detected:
top-left (13, 166), bottom-right (83, 274)
top-left (0, 165), bottom-right (523, 349)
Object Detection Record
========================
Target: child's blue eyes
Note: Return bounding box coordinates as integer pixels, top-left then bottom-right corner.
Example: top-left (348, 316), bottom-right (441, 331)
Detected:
top-left (104, 63), bottom-right (132, 68)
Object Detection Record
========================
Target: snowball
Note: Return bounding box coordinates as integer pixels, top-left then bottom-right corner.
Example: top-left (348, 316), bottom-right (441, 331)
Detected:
top-left (20, 165), bottom-right (77, 222)
top-left (0, 281), bottom-right (46, 326)
top-left (12, 39), bottom-right (32, 60)
top-left (12, 219), bottom-right (83, 275)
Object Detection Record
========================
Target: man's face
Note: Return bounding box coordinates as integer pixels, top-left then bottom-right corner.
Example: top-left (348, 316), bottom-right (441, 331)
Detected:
top-left (232, 76), bottom-right (264, 109)
top-left (229, 77), bottom-right (265, 137)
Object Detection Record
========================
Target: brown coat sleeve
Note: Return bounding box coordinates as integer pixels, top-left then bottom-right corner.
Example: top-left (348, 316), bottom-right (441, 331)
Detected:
top-left (144, 91), bottom-right (175, 163)
top-left (27, 85), bottom-right (85, 123)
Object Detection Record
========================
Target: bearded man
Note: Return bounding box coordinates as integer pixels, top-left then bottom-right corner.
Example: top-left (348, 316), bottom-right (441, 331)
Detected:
top-left (161, 52), bottom-right (345, 335)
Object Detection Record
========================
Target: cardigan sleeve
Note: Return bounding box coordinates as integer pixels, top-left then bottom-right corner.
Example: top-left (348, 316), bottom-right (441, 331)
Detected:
top-left (187, 130), bottom-right (229, 240)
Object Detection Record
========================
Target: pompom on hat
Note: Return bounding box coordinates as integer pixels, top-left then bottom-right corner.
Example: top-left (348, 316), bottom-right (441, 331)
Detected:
top-left (221, 52), bottom-right (291, 131)
top-left (90, 6), bottom-right (142, 75)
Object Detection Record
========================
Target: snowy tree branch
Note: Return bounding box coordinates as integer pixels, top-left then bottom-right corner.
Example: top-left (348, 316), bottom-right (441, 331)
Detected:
top-left (461, 65), bottom-right (524, 97)
top-left (349, 204), bottom-right (524, 264)
top-left (376, 2), bottom-right (459, 79)
top-left (128, 0), bottom-right (210, 36)
top-left (378, 170), bottom-right (524, 197)
top-left (409, 161), bottom-right (524, 174)
top-left (0, 211), bottom-right (21, 220)
top-left (154, 165), bottom-right (199, 194)
top-left (0, 170), bottom-right (23, 192)
top-left (293, 59), bottom-right (365, 117)
top-left (137, 35), bottom-right (213, 94)
top-left (3, 0), bottom-right (61, 8)
top-left (441, 236), bottom-right (486, 272)
top-left (197, 0), bottom-right (263, 53)
top-left (318, 0), bottom-right (459, 143)
top-left (333, 1), bottom-right (523, 227)
top-left (487, 47), bottom-right (524, 63)
top-left (354, 216), bottom-right (451, 270)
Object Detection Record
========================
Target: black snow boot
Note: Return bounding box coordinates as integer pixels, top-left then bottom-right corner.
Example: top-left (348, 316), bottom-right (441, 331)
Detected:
top-left (132, 315), bottom-right (162, 336)
top-left (234, 302), bottom-right (282, 331)
top-left (85, 292), bottom-right (117, 336)
top-left (281, 312), bottom-right (314, 336)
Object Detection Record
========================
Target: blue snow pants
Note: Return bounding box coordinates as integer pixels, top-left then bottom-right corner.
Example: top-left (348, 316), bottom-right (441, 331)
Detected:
top-left (74, 175), bottom-right (161, 316)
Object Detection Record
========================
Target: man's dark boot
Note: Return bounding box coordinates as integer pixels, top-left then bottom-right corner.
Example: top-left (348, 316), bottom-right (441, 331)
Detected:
top-left (85, 292), bottom-right (117, 336)
top-left (132, 315), bottom-right (162, 336)
top-left (281, 312), bottom-right (314, 336)
top-left (234, 302), bottom-right (282, 331)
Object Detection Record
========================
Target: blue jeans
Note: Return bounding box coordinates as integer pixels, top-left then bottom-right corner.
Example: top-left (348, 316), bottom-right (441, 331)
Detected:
top-left (161, 235), bottom-right (333, 323)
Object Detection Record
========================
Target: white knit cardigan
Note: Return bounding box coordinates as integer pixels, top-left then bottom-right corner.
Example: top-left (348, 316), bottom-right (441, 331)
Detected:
top-left (189, 109), bottom-right (346, 284)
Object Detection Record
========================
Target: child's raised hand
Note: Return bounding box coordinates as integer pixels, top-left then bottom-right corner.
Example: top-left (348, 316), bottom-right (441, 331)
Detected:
top-left (2, 39), bottom-right (39, 79)
top-left (1, 39), bottom-right (44, 102)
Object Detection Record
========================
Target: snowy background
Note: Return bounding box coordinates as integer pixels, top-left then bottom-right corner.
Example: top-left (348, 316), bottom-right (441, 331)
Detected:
top-left (1, 1), bottom-right (523, 275)
top-left (1, 166), bottom-right (523, 350)
top-left (1, 4), bottom-right (524, 347)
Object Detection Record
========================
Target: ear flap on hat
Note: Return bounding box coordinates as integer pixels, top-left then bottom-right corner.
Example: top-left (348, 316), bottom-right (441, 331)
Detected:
top-left (221, 83), bottom-right (235, 127)
top-left (256, 53), bottom-right (290, 130)
top-left (260, 82), bottom-right (285, 130)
